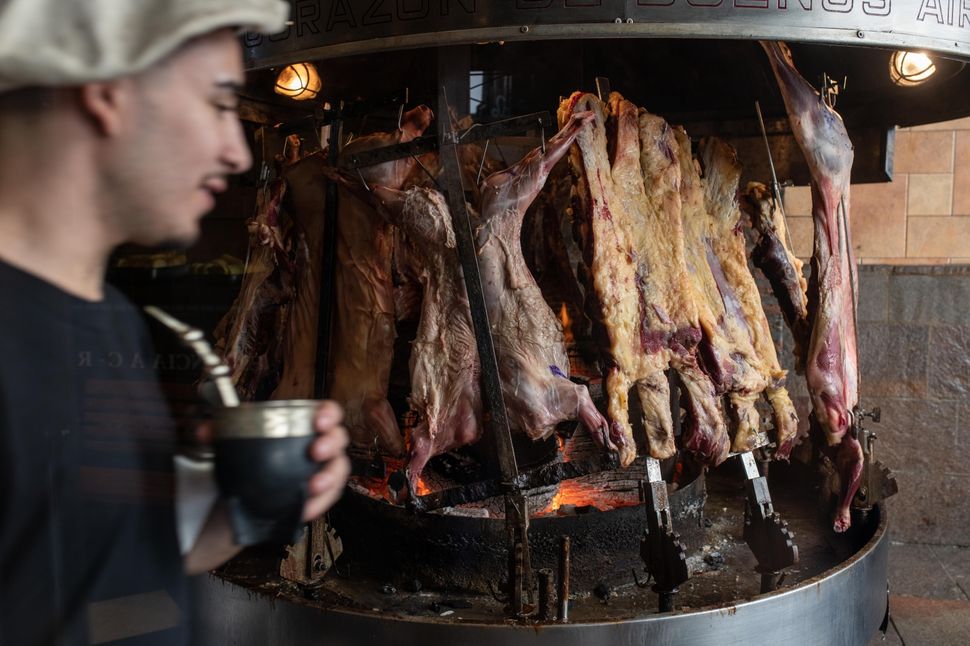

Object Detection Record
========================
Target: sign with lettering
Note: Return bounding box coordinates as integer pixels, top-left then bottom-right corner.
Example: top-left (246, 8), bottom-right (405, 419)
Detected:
top-left (245, 0), bottom-right (970, 69)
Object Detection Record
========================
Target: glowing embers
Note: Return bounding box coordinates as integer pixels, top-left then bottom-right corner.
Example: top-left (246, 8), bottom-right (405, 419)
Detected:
top-left (274, 62), bottom-right (322, 100)
top-left (890, 51), bottom-right (936, 87)
top-left (537, 474), bottom-right (642, 516)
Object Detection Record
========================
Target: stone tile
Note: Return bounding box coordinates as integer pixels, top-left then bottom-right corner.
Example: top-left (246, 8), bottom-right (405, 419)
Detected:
top-left (857, 324), bottom-right (928, 398)
top-left (863, 398), bottom-right (958, 475)
top-left (858, 266), bottom-right (890, 323)
top-left (933, 545), bottom-right (970, 599)
top-left (890, 595), bottom-right (970, 646)
top-left (953, 132), bottom-right (970, 215)
top-left (907, 215), bottom-right (970, 259)
top-left (907, 173), bottom-right (953, 216)
top-left (888, 542), bottom-right (967, 600)
top-left (927, 326), bottom-right (970, 400)
top-left (894, 130), bottom-right (955, 174)
top-left (865, 257), bottom-right (949, 266)
top-left (909, 116), bottom-right (970, 131)
top-left (889, 272), bottom-right (970, 325)
top-left (783, 185), bottom-right (812, 216)
top-left (851, 180), bottom-right (908, 258)
top-left (887, 471), bottom-right (970, 546)
top-left (786, 216), bottom-right (813, 259)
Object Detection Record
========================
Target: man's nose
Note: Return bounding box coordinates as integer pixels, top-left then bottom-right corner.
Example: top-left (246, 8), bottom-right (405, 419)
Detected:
top-left (223, 118), bottom-right (253, 174)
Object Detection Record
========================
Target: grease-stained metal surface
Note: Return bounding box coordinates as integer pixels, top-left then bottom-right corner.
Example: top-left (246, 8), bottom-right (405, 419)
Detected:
top-left (244, 1), bottom-right (970, 68)
top-left (194, 463), bottom-right (889, 645)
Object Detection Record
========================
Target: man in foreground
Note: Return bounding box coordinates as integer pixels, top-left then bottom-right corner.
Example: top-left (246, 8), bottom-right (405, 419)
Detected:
top-left (0, 1), bottom-right (351, 643)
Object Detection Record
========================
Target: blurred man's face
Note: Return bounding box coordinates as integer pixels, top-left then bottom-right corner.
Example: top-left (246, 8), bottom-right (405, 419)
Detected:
top-left (105, 29), bottom-right (252, 247)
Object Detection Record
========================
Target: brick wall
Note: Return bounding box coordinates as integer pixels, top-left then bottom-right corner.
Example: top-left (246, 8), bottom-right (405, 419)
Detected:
top-left (782, 116), bottom-right (970, 265)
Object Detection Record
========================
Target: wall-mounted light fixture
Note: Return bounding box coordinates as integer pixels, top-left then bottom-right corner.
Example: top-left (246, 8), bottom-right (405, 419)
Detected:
top-left (890, 51), bottom-right (936, 87)
top-left (274, 62), bottom-right (322, 100)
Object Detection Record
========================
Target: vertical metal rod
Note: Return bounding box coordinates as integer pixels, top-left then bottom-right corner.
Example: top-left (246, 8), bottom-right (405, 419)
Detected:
top-left (558, 535), bottom-right (571, 623)
top-left (754, 100), bottom-right (797, 255)
top-left (437, 47), bottom-right (531, 619)
top-left (658, 592), bottom-right (675, 613)
top-left (314, 104), bottom-right (343, 399)
top-left (760, 572), bottom-right (778, 594)
top-left (436, 48), bottom-right (518, 486)
top-left (537, 569), bottom-right (555, 621)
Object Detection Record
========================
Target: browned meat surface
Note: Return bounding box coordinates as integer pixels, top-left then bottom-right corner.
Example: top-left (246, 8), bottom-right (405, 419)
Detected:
top-left (763, 41), bottom-right (861, 532)
top-left (633, 107), bottom-right (729, 466)
top-left (213, 177), bottom-right (292, 401)
top-left (521, 160), bottom-right (592, 360)
top-left (329, 106), bottom-right (434, 456)
top-left (559, 92), bottom-right (728, 466)
top-left (698, 138), bottom-right (799, 459)
top-left (475, 111), bottom-right (617, 453)
top-left (329, 177), bottom-right (481, 488)
top-left (271, 151), bottom-right (329, 399)
top-left (740, 181), bottom-right (810, 368)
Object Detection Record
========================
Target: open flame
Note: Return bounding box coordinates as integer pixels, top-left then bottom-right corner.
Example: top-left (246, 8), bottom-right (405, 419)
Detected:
top-left (559, 303), bottom-right (574, 345)
top-left (540, 478), bottom-right (624, 515)
top-left (415, 477), bottom-right (432, 497)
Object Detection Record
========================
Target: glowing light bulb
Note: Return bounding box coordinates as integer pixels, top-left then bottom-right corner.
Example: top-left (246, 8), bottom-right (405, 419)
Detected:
top-left (274, 62), bottom-right (322, 100)
top-left (890, 51), bottom-right (936, 87)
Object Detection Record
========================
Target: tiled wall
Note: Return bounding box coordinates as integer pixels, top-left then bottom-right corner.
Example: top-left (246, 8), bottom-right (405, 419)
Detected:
top-left (783, 116), bottom-right (970, 265)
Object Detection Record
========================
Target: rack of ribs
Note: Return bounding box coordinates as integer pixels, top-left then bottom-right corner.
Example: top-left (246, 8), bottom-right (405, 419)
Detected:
top-left (634, 103), bottom-right (731, 466)
top-left (762, 41), bottom-right (861, 532)
top-left (698, 138), bottom-right (799, 459)
top-left (740, 181), bottom-right (810, 370)
top-left (328, 105), bottom-right (434, 456)
top-left (474, 111), bottom-right (617, 454)
top-left (674, 129), bottom-right (794, 458)
top-left (559, 92), bottom-right (727, 467)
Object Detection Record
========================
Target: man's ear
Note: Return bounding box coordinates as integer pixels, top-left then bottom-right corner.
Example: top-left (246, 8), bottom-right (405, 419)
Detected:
top-left (78, 80), bottom-right (132, 137)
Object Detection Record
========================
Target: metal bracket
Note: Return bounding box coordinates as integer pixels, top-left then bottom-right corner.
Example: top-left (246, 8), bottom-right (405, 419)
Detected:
top-left (279, 516), bottom-right (344, 586)
top-left (638, 457), bottom-right (689, 612)
top-left (739, 451), bottom-right (798, 592)
top-left (505, 493), bottom-right (534, 617)
top-left (852, 405), bottom-right (898, 515)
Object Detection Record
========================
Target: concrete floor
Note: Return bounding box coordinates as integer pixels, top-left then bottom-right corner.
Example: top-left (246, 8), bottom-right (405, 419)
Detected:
top-left (869, 542), bottom-right (970, 645)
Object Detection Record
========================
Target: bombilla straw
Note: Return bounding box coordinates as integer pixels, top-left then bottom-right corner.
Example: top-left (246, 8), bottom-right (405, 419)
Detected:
top-left (143, 305), bottom-right (240, 407)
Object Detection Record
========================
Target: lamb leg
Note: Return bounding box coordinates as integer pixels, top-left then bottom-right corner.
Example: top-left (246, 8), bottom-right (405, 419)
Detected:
top-left (762, 41), bottom-right (860, 530)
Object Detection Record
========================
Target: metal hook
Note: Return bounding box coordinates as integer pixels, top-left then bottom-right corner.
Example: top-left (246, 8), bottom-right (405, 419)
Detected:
top-left (538, 117), bottom-right (546, 156)
top-left (410, 154), bottom-right (441, 191)
top-left (397, 103), bottom-right (405, 131)
top-left (355, 166), bottom-right (372, 193)
top-left (476, 139), bottom-right (490, 186)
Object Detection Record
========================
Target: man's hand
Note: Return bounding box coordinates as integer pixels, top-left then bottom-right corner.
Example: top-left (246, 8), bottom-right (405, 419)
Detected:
top-left (302, 400), bottom-right (351, 521)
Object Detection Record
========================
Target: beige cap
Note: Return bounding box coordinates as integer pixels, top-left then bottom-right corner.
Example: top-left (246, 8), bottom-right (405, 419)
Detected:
top-left (0, 0), bottom-right (289, 93)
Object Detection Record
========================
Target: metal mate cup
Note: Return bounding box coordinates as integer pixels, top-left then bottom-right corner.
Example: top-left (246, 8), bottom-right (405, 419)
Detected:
top-left (214, 400), bottom-right (322, 545)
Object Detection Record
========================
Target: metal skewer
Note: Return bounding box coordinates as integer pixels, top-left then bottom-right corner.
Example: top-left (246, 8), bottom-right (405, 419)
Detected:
top-left (143, 305), bottom-right (240, 407)
top-left (754, 101), bottom-right (797, 255)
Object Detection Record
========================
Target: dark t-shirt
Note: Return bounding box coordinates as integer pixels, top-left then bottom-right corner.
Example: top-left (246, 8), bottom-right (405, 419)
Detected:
top-left (0, 260), bottom-right (188, 645)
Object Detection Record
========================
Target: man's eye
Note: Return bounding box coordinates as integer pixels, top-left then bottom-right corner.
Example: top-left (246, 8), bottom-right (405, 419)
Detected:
top-left (214, 103), bottom-right (238, 113)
